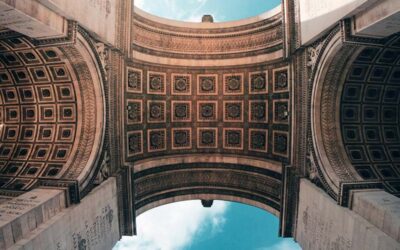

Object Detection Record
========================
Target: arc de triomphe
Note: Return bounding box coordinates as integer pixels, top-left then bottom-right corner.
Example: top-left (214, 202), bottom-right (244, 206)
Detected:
top-left (0, 0), bottom-right (399, 249)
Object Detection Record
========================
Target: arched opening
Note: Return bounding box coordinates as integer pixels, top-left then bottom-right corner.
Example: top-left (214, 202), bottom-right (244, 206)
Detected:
top-left (340, 41), bottom-right (400, 196)
top-left (134, 0), bottom-right (281, 23)
top-left (310, 26), bottom-right (400, 198)
top-left (115, 200), bottom-right (300, 250)
top-left (0, 28), bottom-right (105, 199)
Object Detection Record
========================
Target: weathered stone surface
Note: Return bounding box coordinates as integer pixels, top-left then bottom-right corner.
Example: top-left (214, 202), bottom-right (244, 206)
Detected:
top-left (296, 179), bottom-right (400, 250)
top-left (0, 189), bottom-right (65, 249)
top-left (11, 178), bottom-right (119, 250)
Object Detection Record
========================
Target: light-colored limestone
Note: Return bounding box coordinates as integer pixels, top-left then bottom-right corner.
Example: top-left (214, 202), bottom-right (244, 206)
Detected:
top-left (296, 179), bottom-right (400, 250)
top-left (299, 0), bottom-right (379, 44)
top-left (9, 178), bottom-right (120, 250)
top-left (354, 0), bottom-right (400, 38)
top-left (0, 0), bottom-right (67, 39)
top-left (0, 189), bottom-right (66, 249)
top-left (352, 190), bottom-right (400, 242)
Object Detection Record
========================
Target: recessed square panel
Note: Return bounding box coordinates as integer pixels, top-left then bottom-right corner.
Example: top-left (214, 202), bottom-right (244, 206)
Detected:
top-left (2, 87), bottom-right (18, 104)
top-left (1, 162), bottom-right (24, 176)
top-left (342, 125), bottom-right (363, 144)
top-left (50, 144), bottom-right (72, 162)
top-left (42, 163), bottom-right (63, 178)
top-left (147, 100), bottom-right (166, 123)
top-left (346, 145), bottom-right (368, 163)
top-left (249, 71), bottom-right (268, 94)
top-left (197, 101), bottom-right (218, 122)
top-left (21, 105), bottom-right (37, 123)
top-left (249, 100), bottom-right (268, 123)
top-left (39, 104), bottom-right (57, 123)
top-left (342, 84), bottom-right (364, 102)
top-left (376, 164), bottom-right (398, 179)
top-left (17, 86), bottom-right (36, 103)
top-left (273, 67), bottom-right (290, 93)
top-left (3, 125), bottom-right (19, 142)
top-left (13, 144), bottom-right (33, 160)
top-left (273, 131), bottom-right (289, 157)
top-left (342, 105), bottom-right (360, 123)
top-left (367, 146), bottom-right (388, 162)
top-left (171, 101), bottom-right (192, 122)
top-left (363, 85), bottom-right (383, 103)
top-left (127, 100), bottom-right (143, 124)
top-left (17, 50), bottom-right (42, 65)
top-left (57, 104), bottom-right (76, 122)
top-left (31, 144), bottom-right (52, 161)
top-left (0, 70), bottom-right (13, 85)
top-left (4, 37), bottom-right (30, 50)
top-left (172, 74), bottom-right (191, 95)
top-left (48, 65), bottom-right (71, 82)
top-left (127, 131), bottom-right (143, 157)
top-left (172, 128), bottom-right (192, 150)
top-left (223, 128), bottom-right (243, 150)
top-left (56, 124), bottom-right (75, 143)
top-left (197, 74), bottom-right (218, 95)
top-left (36, 124), bottom-right (56, 142)
top-left (223, 73), bottom-right (244, 95)
top-left (20, 163), bottom-right (45, 178)
top-left (197, 128), bottom-right (218, 149)
top-left (126, 67), bottom-right (143, 93)
top-left (249, 129), bottom-right (268, 153)
top-left (19, 125), bottom-right (36, 142)
top-left (54, 84), bottom-right (75, 102)
top-left (223, 101), bottom-right (244, 122)
top-left (273, 100), bottom-right (289, 124)
top-left (39, 49), bottom-right (62, 63)
top-left (147, 71), bottom-right (166, 95)
top-left (354, 165), bottom-right (378, 180)
top-left (148, 129), bottom-right (167, 152)
top-left (0, 52), bottom-right (22, 67)
top-left (5, 106), bottom-right (20, 123)
top-left (0, 144), bottom-right (15, 159)
top-left (35, 85), bottom-right (55, 103)
top-left (346, 64), bottom-right (370, 82)
top-left (28, 66), bottom-right (50, 84)
top-left (368, 66), bottom-right (390, 83)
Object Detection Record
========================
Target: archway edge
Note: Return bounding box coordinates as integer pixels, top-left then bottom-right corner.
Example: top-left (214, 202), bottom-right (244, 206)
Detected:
top-left (132, 154), bottom-right (282, 174)
top-left (136, 193), bottom-right (280, 217)
top-left (310, 28), bottom-right (363, 197)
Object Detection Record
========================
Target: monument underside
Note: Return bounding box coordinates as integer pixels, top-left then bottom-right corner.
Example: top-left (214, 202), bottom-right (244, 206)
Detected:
top-left (0, 0), bottom-right (399, 249)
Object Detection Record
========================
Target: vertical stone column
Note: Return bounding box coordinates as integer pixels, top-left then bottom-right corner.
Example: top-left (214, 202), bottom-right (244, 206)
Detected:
top-left (0, 189), bottom-right (66, 249)
top-left (2, 178), bottom-right (120, 250)
top-left (296, 179), bottom-right (400, 250)
top-left (351, 190), bottom-right (400, 243)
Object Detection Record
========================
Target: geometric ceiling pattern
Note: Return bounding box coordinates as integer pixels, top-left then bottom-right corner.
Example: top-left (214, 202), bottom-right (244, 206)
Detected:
top-left (125, 63), bottom-right (290, 163)
top-left (341, 39), bottom-right (400, 195)
top-left (0, 36), bottom-right (79, 191)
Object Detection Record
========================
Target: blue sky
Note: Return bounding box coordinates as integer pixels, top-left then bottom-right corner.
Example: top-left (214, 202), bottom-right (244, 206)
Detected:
top-left (114, 201), bottom-right (300, 250)
top-left (134, 0), bottom-right (282, 22)
top-left (114, 1), bottom-right (301, 249)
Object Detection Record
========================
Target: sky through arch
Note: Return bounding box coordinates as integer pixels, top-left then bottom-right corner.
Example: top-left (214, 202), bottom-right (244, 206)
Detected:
top-left (134, 0), bottom-right (282, 22)
top-left (114, 201), bottom-right (301, 250)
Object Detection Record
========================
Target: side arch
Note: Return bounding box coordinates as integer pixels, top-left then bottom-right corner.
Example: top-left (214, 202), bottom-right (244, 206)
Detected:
top-left (0, 27), bottom-right (106, 200)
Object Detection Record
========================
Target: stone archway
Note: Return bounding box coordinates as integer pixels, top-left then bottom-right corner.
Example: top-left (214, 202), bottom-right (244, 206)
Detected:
top-left (0, 27), bottom-right (106, 202)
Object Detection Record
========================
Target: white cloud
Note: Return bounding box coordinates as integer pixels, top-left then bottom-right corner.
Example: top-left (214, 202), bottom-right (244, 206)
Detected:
top-left (134, 0), bottom-right (145, 9)
top-left (258, 240), bottom-right (302, 250)
top-left (114, 200), bottom-right (229, 250)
